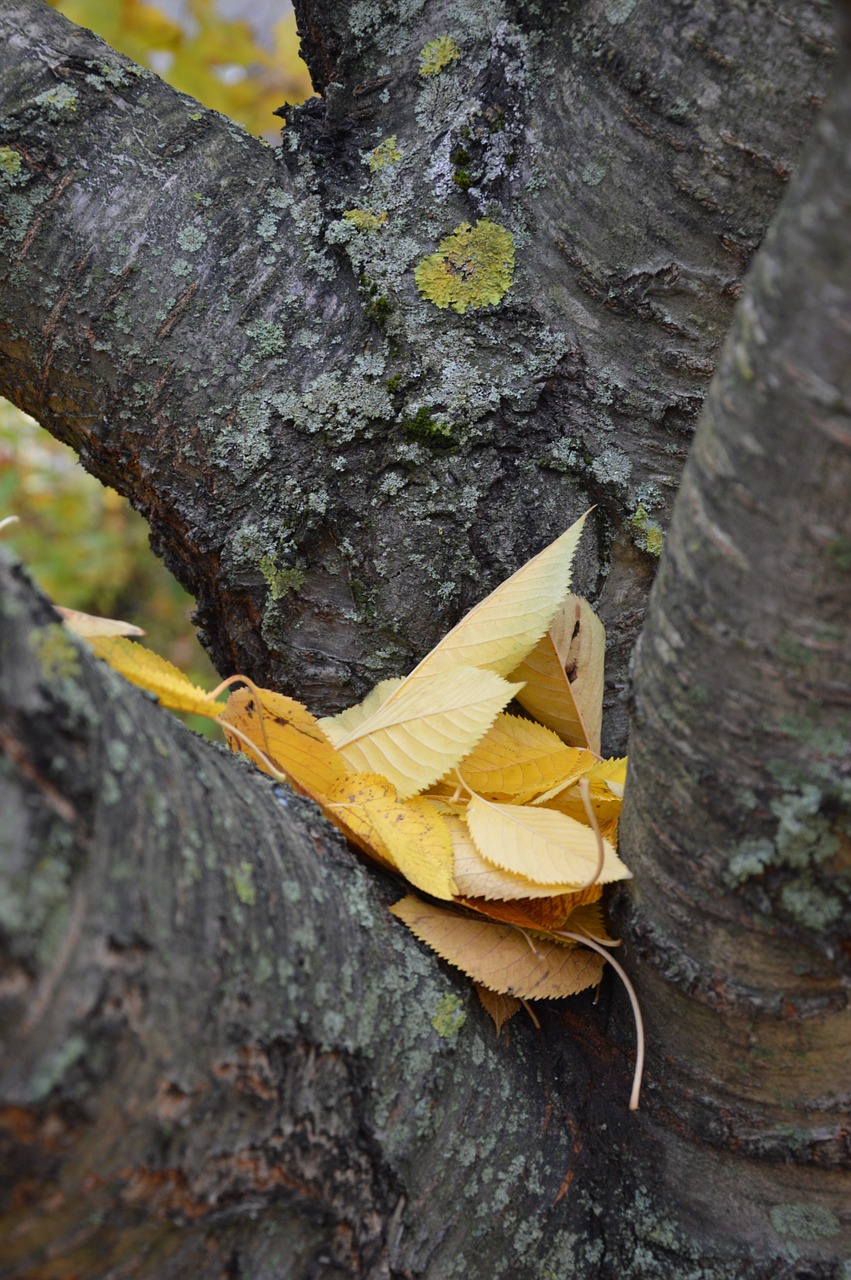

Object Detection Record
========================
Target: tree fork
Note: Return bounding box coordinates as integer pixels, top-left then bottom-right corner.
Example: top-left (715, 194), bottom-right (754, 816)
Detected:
top-left (0, 0), bottom-right (835, 743)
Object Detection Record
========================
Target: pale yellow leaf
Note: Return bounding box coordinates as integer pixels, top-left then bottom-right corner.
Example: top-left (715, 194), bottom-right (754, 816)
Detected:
top-left (57, 606), bottom-right (145, 638)
top-left (327, 775), bottom-right (456, 900)
top-left (455, 712), bottom-right (597, 801)
top-left (585, 756), bottom-right (628, 798)
top-left (86, 636), bottom-right (224, 718)
top-left (332, 666), bottom-right (520, 800)
top-left (318, 677), bottom-right (404, 745)
top-left (446, 813), bottom-right (604, 901)
top-left (391, 896), bottom-right (605, 999)
top-left (220, 687), bottom-right (348, 802)
top-left (465, 794), bottom-right (630, 886)
top-left (475, 983), bottom-right (521, 1034)
top-left (396, 512), bottom-right (590, 684)
top-left (511, 594), bottom-right (605, 752)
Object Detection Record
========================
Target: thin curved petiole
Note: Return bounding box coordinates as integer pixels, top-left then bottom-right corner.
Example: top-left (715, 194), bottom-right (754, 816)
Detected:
top-left (555, 928), bottom-right (645, 1111)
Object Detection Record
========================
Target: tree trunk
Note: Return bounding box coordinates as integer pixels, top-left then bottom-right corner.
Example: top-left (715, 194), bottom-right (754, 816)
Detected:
top-left (0, 0), bottom-right (834, 744)
top-left (1, 0), bottom-right (848, 1276)
top-left (620, 42), bottom-right (851, 1268)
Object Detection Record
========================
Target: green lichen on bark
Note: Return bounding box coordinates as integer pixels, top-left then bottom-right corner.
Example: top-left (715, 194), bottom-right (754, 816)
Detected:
top-left (628, 503), bottom-right (664, 556)
top-left (415, 219), bottom-right (515, 314)
top-left (419, 36), bottom-right (461, 77)
top-left (259, 556), bottom-right (305, 600)
top-left (431, 992), bottom-right (467, 1038)
top-left (368, 136), bottom-right (403, 172)
top-left (30, 624), bottom-right (81, 682)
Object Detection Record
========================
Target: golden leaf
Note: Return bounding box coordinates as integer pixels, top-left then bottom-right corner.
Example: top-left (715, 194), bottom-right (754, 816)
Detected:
top-left (390, 897), bottom-right (604, 999)
top-left (56, 606), bottom-right (145, 637)
top-left (395, 513), bottom-right (589, 684)
top-left (327, 775), bottom-right (456, 900)
top-left (565, 901), bottom-right (618, 946)
top-left (475, 983), bottom-right (521, 1034)
top-left (331, 666), bottom-right (519, 800)
top-left (445, 812), bottom-right (604, 902)
top-left (456, 712), bottom-right (597, 801)
top-left (585, 756), bottom-right (628, 798)
top-left (86, 636), bottom-right (224, 718)
top-left (220, 687), bottom-right (348, 803)
top-left (510, 594), bottom-right (605, 752)
top-left (465, 794), bottom-right (630, 886)
top-left (458, 893), bottom-right (578, 933)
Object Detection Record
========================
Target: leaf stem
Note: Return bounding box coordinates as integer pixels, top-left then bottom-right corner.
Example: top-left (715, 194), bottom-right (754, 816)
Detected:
top-left (574, 777), bottom-right (605, 890)
top-left (208, 674), bottom-right (273, 759)
top-left (555, 929), bottom-right (645, 1111)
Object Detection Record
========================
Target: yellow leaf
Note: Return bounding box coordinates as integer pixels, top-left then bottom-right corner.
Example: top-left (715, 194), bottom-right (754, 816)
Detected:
top-left (585, 756), bottom-right (628, 798)
top-left (510, 594), bottom-right (605, 752)
top-left (475, 983), bottom-right (521, 1034)
top-left (565, 901), bottom-right (618, 946)
top-left (465, 794), bottom-right (630, 886)
top-left (445, 813), bottom-right (604, 901)
top-left (219, 688), bottom-right (348, 803)
top-left (327, 775), bottom-right (456, 900)
top-left (455, 712), bottom-right (597, 801)
top-left (390, 896), bottom-right (605, 999)
top-left (397, 513), bottom-right (590, 683)
top-left (331, 666), bottom-right (520, 800)
top-left (545, 762), bottom-right (624, 834)
top-left (317, 677), bottom-right (403, 744)
top-left (56, 606), bottom-right (145, 638)
top-left (86, 636), bottom-right (224, 718)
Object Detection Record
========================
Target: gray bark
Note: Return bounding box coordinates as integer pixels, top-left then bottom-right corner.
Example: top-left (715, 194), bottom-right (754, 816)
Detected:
top-left (1, 0), bottom-right (849, 1276)
top-left (0, 0), bottom-right (835, 748)
top-left (621, 38), bottom-right (851, 1269)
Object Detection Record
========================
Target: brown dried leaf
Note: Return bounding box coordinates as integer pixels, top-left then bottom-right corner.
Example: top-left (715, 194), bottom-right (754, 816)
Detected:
top-left (390, 896), bottom-right (605, 999)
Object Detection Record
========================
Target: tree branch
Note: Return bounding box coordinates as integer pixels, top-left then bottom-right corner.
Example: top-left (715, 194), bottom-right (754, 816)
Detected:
top-left (0, 0), bottom-right (835, 746)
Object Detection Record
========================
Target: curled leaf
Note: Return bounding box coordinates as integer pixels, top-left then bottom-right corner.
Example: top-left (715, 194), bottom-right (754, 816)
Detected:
top-left (511, 594), bottom-right (605, 752)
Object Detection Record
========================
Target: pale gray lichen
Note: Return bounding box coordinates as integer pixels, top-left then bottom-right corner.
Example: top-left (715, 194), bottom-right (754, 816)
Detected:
top-left (177, 226), bottom-right (207, 252)
top-left (769, 1202), bottom-right (840, 1241)
top-left (35, 84), bottom-right (79, 118)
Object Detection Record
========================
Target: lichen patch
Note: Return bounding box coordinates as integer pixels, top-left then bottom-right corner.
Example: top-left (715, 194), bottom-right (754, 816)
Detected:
top-left (419, 35), bottom-right (461, 77)
top-left (414, 219), bottom-right (515, 314)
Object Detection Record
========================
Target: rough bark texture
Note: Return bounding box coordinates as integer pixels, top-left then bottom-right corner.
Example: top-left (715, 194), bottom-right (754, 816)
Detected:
top-left (0, 554), bottom-right (631, 1280)
top-left (0, 555), bottom-right (846, 1280)
top-left (2, 0), bottom-right (850, 1276)
top-left (621, 45), bottom-right (851, 1269)
top-left (0, 0), bottom-right (835, 749)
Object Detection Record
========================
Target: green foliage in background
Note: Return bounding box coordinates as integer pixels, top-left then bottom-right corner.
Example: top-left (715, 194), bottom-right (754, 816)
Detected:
top-left (0, 404), bottom-right (219, 717)
top-left (47, 0), bottom-right (314, 140)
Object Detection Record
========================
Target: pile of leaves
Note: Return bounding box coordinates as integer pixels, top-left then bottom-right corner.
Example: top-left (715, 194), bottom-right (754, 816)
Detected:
top-left (56, 512), bottom-right (642, 1106)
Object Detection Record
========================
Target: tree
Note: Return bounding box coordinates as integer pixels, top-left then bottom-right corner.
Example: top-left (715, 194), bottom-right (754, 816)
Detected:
top-left (1, 0), bottom-right (848, 1276)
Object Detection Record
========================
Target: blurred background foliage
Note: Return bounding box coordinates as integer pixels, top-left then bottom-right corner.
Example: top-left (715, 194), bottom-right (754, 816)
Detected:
top-left (3, 1), bottom-right (312, 722)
